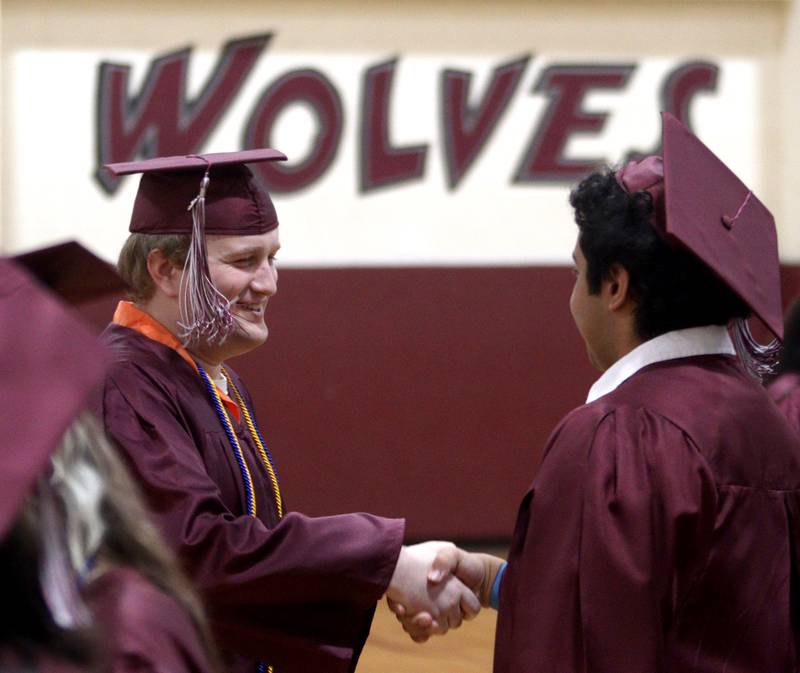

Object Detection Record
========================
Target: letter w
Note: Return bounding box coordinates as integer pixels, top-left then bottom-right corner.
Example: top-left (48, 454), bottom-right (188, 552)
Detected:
top-left (95, 34), bottom-right (270, 193)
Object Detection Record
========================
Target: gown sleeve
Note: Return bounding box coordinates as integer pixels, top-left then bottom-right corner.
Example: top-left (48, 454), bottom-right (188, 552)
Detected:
top-left (496, 405), bottom-right (717, 673)
top-left (97, 363), bottom-right (404, 671)
top-left (577, 406), bottom-right (718, 672)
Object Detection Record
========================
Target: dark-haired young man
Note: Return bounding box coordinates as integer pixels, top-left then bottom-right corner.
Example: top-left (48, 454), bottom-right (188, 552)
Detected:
top-left (396, 114), bottom-right (800, 672)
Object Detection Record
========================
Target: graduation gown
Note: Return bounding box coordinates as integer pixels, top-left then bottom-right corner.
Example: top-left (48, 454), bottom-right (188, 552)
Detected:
top-left (83, 566), bottom-right (214, 673)
top-left (769, 372), bottom-right (800, 437)
top-left (95, 324), bottom-right (404, 673)
top-left (496, 354), bottom-right (800, 673)
top-left (0, 651), bottom-right (93, 673)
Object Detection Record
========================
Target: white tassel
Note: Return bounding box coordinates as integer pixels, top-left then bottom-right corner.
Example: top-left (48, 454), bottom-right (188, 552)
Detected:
top-left (178, 169), bottom-right (236, 346)
top-left (730, 317), bottom-right (781, 380)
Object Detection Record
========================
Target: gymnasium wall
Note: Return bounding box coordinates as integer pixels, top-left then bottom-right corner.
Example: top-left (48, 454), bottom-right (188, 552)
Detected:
top-left (4, 0), bottom-right (798, 538)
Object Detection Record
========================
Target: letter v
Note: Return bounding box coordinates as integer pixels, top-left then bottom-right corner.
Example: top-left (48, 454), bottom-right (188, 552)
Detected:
top-left (442, 55), bottom-right (530, 190)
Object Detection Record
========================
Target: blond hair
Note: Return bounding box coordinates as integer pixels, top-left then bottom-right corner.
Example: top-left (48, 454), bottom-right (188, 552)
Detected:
top-left (117, 233), bottom-right (191, 303)
top-left (51, 413), bottom-right (220, 671)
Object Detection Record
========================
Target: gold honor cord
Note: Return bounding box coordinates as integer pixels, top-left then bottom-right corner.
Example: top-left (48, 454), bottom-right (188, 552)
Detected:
top-left (198, 364), bottom-right (284, 673)
top-left (225, 369), bottom-right (284, 519)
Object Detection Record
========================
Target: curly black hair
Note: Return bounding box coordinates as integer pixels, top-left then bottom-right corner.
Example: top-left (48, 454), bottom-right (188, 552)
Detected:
top-left (569, 167), bottom-right (750, 341)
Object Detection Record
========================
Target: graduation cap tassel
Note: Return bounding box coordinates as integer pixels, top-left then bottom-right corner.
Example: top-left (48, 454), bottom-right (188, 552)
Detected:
top-left (730, 317), bottom-right (781, 381)
top-left (178, 170), bottom-right (236, 346)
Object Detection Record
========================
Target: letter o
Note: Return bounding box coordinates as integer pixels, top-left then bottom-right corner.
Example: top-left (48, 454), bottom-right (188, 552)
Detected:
top-left (244, 69), bottom-right (343, 193)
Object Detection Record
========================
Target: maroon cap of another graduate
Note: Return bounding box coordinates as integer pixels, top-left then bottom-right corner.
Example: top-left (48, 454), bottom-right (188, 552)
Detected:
top-left (14, 240), bottom-right (127, 305)
top-left (103, 149), bottom-right (287, 345)
top-left (0, 259), bottom-right (111, 539)
top-left (616, 113), bottom-right (782, 341)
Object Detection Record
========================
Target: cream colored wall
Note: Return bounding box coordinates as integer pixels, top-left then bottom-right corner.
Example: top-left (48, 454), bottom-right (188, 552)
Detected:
top-left (0, 0), bottom-right (786, 52)
top-left (779, 0), bottom-right (800, 260)
top-left (1, 0), bottom-right (797, 256)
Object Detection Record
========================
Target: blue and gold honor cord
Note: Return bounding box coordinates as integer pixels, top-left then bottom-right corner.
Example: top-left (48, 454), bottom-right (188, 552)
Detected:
top-left (197, 364), bottom-right (282, 673)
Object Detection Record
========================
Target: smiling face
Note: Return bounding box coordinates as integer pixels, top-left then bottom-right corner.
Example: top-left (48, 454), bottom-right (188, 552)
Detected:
top-left (192, 229), bottom-right (280, 363)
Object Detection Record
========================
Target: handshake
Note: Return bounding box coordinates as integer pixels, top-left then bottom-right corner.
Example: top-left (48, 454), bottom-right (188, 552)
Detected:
top-left (385, 541), bottom-right (505, 643)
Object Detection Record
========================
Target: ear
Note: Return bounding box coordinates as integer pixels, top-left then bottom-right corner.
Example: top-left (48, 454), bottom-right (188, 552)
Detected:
top-left (146, 249), bottom-right (182, 299)
top-left (605, 263), bottom-right (632, 313)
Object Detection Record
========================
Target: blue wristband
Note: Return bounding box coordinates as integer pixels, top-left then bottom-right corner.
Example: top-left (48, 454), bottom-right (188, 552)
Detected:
top-left (490, 562), bottom-right (508, 610)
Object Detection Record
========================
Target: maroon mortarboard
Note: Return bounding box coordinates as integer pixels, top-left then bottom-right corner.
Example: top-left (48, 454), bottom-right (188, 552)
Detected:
top-left (104, 149), bottom-right (286, 235)
top-left (103, 149), bottom-right (287, 345)
top-left (14, 240), bottom-right (126, 305)
top-left (662, 112), bottom-right (782, 340)
top-left (616, 113), bottom-right (782, 340)
top-left (0, 259), bottom-right (110, 540)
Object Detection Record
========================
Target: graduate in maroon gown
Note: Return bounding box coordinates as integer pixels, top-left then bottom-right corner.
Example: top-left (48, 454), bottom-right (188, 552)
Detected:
top-left (95, 151), bottom-right (479, 673)
top-left (396, 113), bottom-right (800, 672)
top-left (2, 245), bottom-right (221, 673)
top-left (769, 299), bottom-right (800, 434)
top-left (0, 256), bottom-right (107, 672)
top-left (53, 412), bottom-right (221, 673)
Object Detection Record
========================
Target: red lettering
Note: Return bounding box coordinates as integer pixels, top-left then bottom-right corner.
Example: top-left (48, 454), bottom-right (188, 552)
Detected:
top-left (662, 61), bottom-right (718, 125)
top-left (360, 59), bottom-right (428, 192)
top-left (514, 64), bottom-right (635, 182)
top-left (95, 34), bottom-right (269, 193)
top-left (245, 69), bottom-right (343, 193)
top-left (442, 56), bottom-right (530, 190)
top-left (625, 61), bottom-right (719, 160)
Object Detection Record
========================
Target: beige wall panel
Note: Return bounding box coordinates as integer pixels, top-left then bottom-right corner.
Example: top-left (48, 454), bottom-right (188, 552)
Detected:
top-left (2, 0), bottom-right (795, 259)
top-left (2, 1), bottom-right (785, 54)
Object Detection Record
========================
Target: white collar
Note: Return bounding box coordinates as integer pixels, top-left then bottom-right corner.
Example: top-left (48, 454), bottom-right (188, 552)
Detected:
top-left (586, 325), bottom-right (736, 403)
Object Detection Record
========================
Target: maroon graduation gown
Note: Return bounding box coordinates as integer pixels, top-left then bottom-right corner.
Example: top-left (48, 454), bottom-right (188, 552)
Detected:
top-left (83, 566), bottom-right (214, 673)
top-left (496, 355), bottom-right (800, 673)
top-left (95, 324), bottom-right (404, 673)
top-left (0, 651), bottom-right (92, 673)
top-left (769, 372), bottom-right (800, 437)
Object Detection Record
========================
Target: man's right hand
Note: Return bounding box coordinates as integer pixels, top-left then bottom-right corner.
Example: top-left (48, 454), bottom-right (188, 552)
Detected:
top-left (387, 546), bottom-right (505, 642)
top-left (385, 542), bottom-right (481, 639)
top-left (430, 547), bottom-right (505, 607)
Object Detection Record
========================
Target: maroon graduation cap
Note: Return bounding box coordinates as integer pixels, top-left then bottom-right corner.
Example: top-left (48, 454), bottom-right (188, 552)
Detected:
top-left (616, 112), bottom-right (782, 341)
top-left (104, 149), bottom-right (286, 235)
top-left (0, 259), bottom-right (111, 540)
top-left (103, 149), bottom-right (287, 345)
top-left (14, 240), bottom-right (126, 305)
